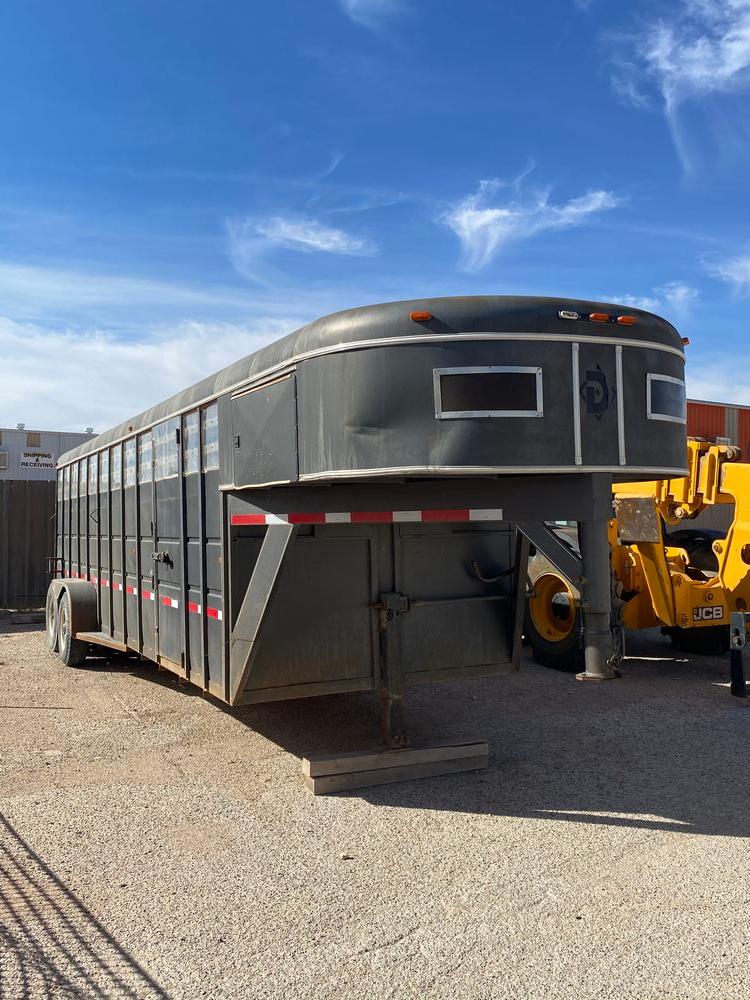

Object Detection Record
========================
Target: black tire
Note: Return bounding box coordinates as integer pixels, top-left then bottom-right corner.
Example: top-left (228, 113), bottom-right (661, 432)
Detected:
top-left (45, 588), bottom-right (59, 652)
top-left (57, 590), bottom-right (89, 667)
top-left (665, 528), bottom-right (722, 574)
top-left (525, 569), bottom-right (584, 672)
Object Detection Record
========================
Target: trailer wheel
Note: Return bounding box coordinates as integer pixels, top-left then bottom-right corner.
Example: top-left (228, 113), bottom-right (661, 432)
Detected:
top-left (525, 570), bottom-right (583, 671)
top-left (57, 590), bottom-right (89, 667)
top-left (45, 588), bottom-right (59, 652)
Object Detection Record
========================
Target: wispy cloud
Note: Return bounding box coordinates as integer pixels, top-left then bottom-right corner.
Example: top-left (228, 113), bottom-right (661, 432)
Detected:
top-left (599, 282), bottom-right (698, 317)
top-left (704, 251), bottom-right (750, 292)
top-left (613, 1), bottom-right (750, 167)
top-left (226, 214), bottom-right (377, 283)
top-left (337, 0), bottom-right (406, 31)
top-left (657, 280), bottom-right (700, 313)
top-left (0, 316), bottom-right (296, 432)
top-left (253, 215), bottom-right (377, 255)
top-left (443, 180), bottom-right (620, 271)
top-left (685, 355), bottom-right (750, 404)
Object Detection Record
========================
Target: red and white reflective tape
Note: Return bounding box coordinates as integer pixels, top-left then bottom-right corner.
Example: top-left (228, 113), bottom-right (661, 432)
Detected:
top-left (90, 575), bottom-right (97, 585)
top-left (125, 584), bottom-right (137, 596)
top-left (101, 577), bottom-right (109, 588)
top-left (113, 581), bottom-right (123, 592)
top-left (160, 596), bottom-right (179, 608)
top-left (230, 508), bottom-right (504, 526)
top-left (206, 607), bottom-right (223, 621)
top-left (141, 589), bottom-right (155, 602)
top-left (187, 601), bottom-right (202, 615)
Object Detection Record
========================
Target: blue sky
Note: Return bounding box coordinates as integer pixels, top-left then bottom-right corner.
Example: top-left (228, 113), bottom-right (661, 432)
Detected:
top-left (1, 0), bottom-right (750, 431)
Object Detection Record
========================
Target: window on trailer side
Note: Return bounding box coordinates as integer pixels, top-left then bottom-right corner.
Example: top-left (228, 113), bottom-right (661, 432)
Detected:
top-left (201, 403), bottom-right (219, 471)
top-left (88, 454), bottom-right (98, 494)
top-left (111, 445), bottom-right (122, 488)
top-left (183, 411), bottom-right (200, 475)
top-left (79, 458), bottom-right (87, 496)
top-left (138, 433), bottom-right (153, 483)
top-left (124, 440), bottom-right (136, 487)
top-left (154, 417), bottom-right (179, 480)
top-left (100, 450), bottom-right (109, 491)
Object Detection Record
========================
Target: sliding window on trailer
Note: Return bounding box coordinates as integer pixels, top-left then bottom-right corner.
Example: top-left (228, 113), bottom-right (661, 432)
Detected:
top-left (433, 366), bottom-right (543, 419)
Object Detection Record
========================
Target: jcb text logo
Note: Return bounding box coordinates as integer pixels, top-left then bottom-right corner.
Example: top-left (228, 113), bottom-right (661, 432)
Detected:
top-left (692, 606), bottom-right (724, 621)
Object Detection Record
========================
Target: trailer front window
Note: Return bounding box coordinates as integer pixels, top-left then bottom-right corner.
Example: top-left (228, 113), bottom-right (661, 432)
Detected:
top-left (433, 366), bottom-right (543, 419)
top-left (647, 374), bottom-right (686, 424)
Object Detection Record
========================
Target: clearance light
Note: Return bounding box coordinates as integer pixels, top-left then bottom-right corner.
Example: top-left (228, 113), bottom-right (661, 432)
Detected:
top-left (681, 336), bottom-right (690, 346)
top-left (558, 310), bottom-right (579, 320)
top-left (616, 315), bottom-right (637, 326)
top-left (589, 312), bottom-right (610, 323)
top-left (410, 310), bottom-right (432, 322)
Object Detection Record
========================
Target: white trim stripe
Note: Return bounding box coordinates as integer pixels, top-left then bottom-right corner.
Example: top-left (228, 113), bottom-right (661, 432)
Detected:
top-left (57, 329), bottom-right (684, 468)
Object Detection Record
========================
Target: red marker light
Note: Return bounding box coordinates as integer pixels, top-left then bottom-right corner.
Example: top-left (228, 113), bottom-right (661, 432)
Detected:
top-left (410, 311), bottom-right (432, 322)
top-left (616, 315), bottom-right (637, 326)
top-left (589, 312), bottom-right (609, 323)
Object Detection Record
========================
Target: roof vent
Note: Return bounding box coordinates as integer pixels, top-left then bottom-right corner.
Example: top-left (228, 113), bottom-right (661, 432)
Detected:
top-left (16, 422), bottom-right (25, 430)
top-left (85, 427), bottom-right (94, 434)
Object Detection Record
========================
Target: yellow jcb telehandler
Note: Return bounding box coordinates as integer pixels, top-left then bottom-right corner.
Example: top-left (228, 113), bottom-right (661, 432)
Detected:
top-left (525, 439), bottom-right (750, 668)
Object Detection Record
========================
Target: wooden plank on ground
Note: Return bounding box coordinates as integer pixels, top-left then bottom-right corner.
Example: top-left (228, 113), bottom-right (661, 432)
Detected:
top-left (302, 740), bottom-right (488, 795)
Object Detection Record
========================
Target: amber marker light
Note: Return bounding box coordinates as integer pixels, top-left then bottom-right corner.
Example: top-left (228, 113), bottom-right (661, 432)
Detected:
top-left (616, 315), bottom-right (637, 326)
top-left (589, 312), bottom-right (609, 323)
top-left (410, 310), bottom-right (433, 322)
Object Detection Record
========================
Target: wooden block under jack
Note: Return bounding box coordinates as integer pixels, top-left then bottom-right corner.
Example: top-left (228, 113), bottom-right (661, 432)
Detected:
top-left (301, 740), bottom-right (489, 795)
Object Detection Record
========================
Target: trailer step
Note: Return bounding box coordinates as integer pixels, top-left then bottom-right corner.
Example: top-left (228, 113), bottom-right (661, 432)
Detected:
top-left (75, 631), bottom-right (129, 653)
top-left (302, 739), bottom-right (488, 795)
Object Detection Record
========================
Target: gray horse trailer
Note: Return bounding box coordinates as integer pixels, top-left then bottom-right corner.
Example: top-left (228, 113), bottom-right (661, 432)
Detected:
top-left (47, 296), bottom-right (687, 740)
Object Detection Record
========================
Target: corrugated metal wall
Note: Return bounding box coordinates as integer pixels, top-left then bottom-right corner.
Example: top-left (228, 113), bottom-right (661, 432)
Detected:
top-left (0, 481), bottom-right (55, 609)
top-left (687, 401), bottom-right (726, 442)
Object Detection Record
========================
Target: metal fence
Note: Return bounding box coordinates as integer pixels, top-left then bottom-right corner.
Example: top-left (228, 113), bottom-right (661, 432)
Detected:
top-left (0, 481), bottom-right (55, 609)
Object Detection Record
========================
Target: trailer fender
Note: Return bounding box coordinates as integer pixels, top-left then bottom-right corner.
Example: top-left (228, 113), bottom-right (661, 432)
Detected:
top-left (48, 579), bottom-right (99, 635)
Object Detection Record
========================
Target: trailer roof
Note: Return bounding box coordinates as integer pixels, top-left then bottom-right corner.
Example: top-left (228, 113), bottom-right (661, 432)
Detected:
top-left (58, 295), bottom-right (683, 466)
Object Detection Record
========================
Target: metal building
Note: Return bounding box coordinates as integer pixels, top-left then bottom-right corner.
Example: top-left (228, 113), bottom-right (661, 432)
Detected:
top-left (0, 425), bottom-right (94, 481)
top-left (687, 399), bottom-right (750, 458)
top-left (1, 425), bottom-right (94, 608)
top-left (47, 297), bottom-right (687, 738)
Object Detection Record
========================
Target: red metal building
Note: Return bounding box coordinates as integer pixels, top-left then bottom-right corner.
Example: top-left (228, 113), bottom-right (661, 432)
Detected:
top-left (687, 399), bottom-right (750, 459)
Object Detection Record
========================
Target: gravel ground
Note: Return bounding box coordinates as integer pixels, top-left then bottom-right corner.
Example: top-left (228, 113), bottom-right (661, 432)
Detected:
top-left (0, 623), bottom-right (748, 1000)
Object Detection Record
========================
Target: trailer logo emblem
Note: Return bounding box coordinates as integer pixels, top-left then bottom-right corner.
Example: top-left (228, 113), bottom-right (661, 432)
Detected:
top-left (581, 365), bottom-right (611, 420)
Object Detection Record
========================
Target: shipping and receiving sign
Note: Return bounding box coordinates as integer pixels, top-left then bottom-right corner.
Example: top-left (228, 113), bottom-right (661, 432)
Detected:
top-left (19, 450), bottom-right (55, 470)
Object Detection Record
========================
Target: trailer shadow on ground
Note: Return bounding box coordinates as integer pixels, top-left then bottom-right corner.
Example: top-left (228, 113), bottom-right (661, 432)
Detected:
top-left (82, 629), bottom-right (750, 842)
top-left (234, 630), bottom-right (750, 841)
top-left (0, 813), bottom-right (171, 999)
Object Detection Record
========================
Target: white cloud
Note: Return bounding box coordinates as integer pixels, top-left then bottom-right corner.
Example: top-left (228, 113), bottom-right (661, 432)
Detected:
top-left (0, 316), bottom-right (296, 433)
top-left (226, 215), bottom-right (377, 281)
top-left (657, 280), bottom-right (700, 312)
top-left (615, 2), bottom-right (750, 166)
top-left (685, 356), bottom-right (750, 404)
top-left (597, 282), bottom-right (698, 316)
top-left (338, 0), bottom-right (405, 30)
top-left (642, 1), bottom-right (750, 111)
top-left (0, 261), bottom-right (257, 323)
top-left (443, 180), bottom-right (620, 271)
top-left (705, 252), bottom-right (750, 292)
top-left (253, 216), bottom-right (377, 255)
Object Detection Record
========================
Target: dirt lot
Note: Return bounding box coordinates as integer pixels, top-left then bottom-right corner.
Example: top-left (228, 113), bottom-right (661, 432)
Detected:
top-left (0, 622), bottom-right (748, 1000)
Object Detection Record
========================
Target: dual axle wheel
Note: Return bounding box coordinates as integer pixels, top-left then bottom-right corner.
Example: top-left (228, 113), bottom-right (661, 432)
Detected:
top-left (45, 588), bottom-right (89, 666)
